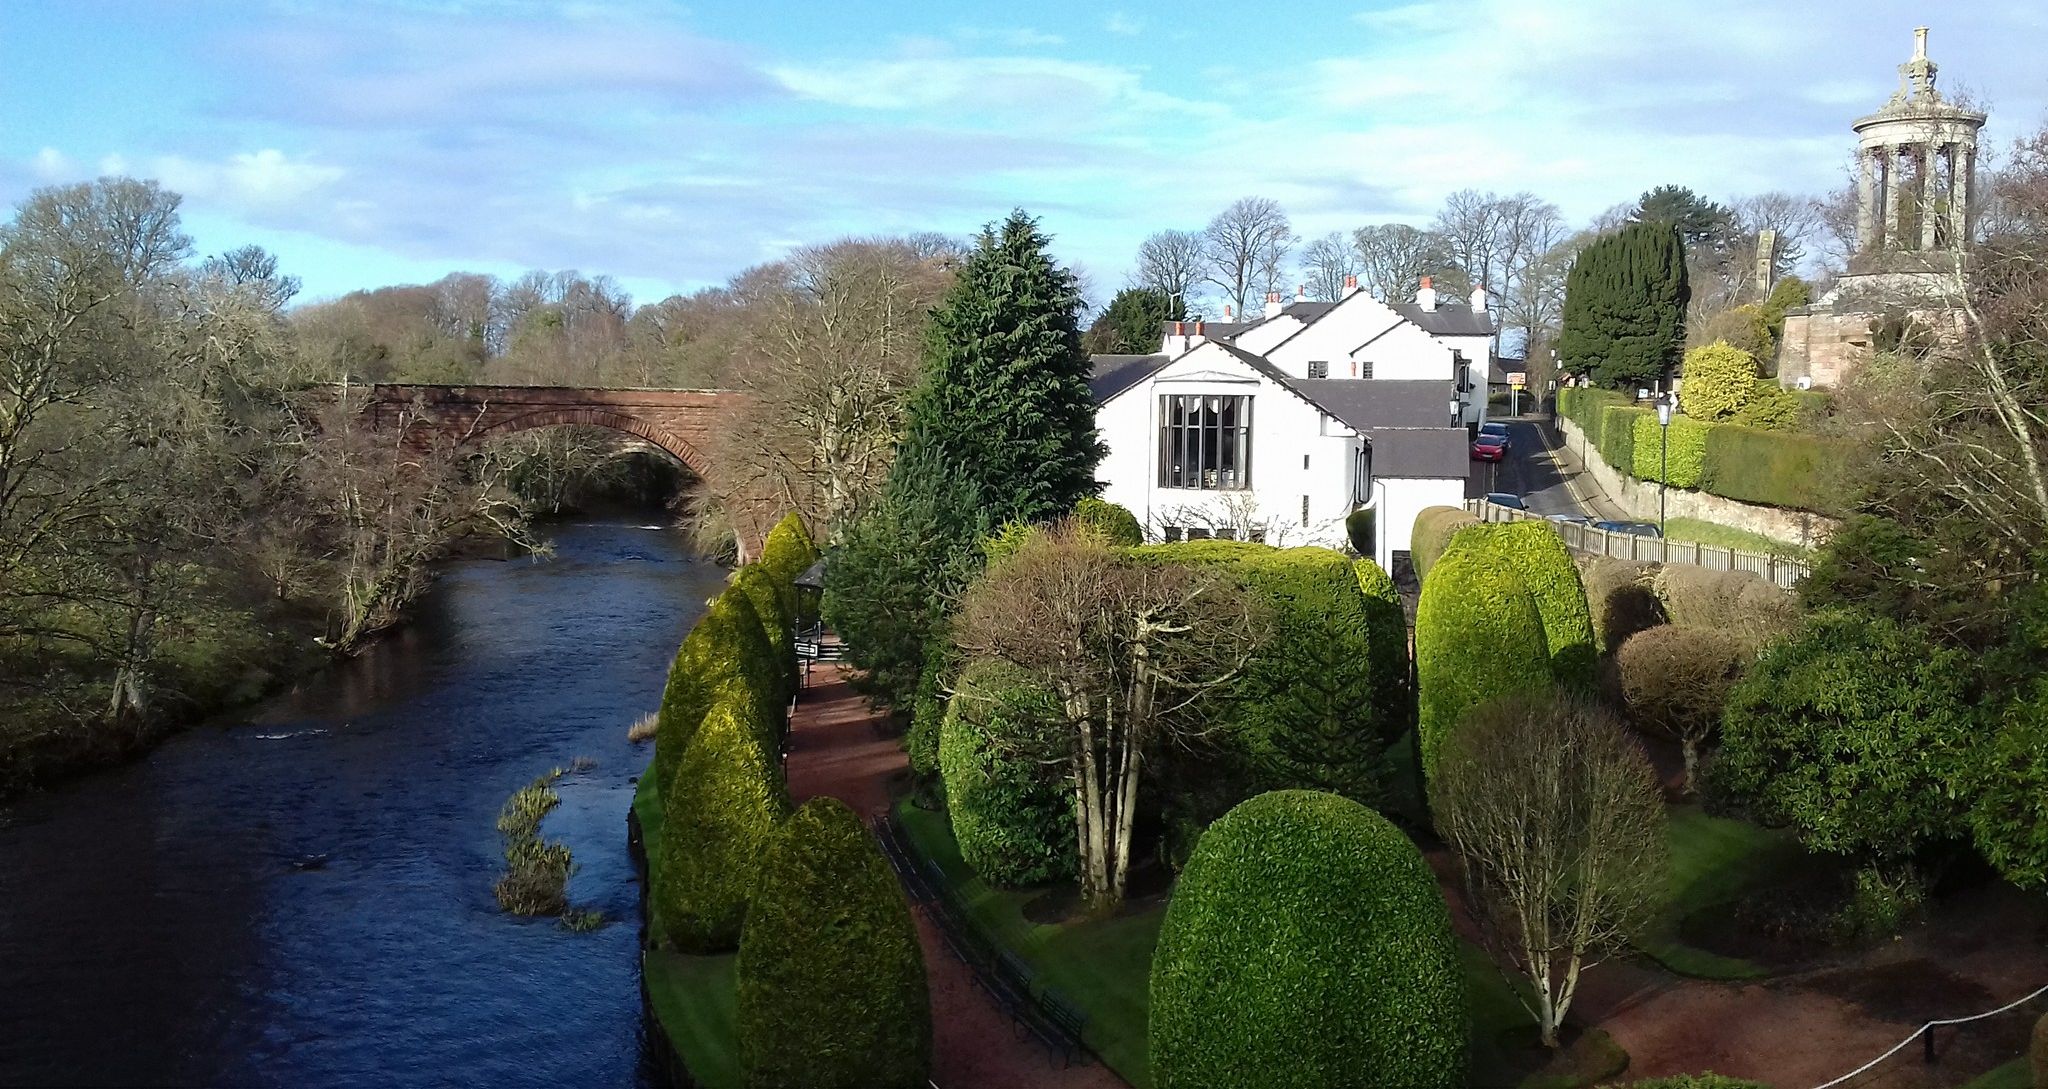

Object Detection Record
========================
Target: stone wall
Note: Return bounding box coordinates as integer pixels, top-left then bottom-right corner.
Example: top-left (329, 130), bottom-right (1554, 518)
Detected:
top-left (1555, 416), bottom-right (1838, 549)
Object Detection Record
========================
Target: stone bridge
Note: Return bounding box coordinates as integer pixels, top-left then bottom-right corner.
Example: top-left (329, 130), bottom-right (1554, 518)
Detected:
top-left (364, 384), bottom-right (740, 477)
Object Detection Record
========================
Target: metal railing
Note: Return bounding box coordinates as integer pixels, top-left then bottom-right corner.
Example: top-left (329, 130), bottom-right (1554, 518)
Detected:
top-left (1464, 498), bottom-right (1810, 589)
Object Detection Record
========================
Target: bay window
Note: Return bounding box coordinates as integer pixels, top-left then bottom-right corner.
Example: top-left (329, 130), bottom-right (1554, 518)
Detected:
top-left (1158, 394), bottom-right (1252, 490)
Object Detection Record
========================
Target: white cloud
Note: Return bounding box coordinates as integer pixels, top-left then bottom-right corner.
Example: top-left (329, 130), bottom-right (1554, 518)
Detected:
top-left (1104, 12), bottom-right (1143, 36)
top-left (147, 149), bottom-right (344, 208)
top-left (31, 148), bottom-right (73, 180)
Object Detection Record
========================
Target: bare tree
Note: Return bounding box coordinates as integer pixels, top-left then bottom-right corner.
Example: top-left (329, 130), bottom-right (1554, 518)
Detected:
top-left (1431, 694), bottom-right (1667, 1049)
top-left (1733, 192), bottom-right (1824, 282)
top-left (1497, 198), bottom-right (1569, 355)
top-left (1350, 223), bottom-right (1446, 303)
top-left (201, 244), bottom-right (301, 313)
top-left (952, 522), bottom-right (1268, 915)
top-left (0, 178), bottom-right (192, 290)
top-left (1135, 229), bottom-right (1206, 311)
top-left (1200, 198), bottom-right (1295, 316)
top-left (1298, 231), bottom-right (1360, 301)
top-left (1430, 189), bottom-right (1509, 297)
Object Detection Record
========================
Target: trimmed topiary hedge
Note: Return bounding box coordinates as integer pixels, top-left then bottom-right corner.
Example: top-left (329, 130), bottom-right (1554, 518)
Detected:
top-left (759, 511), bottom-right (822, 619)
top-left (1075, 496), bottom-right (1144, 546)
top-left (940, 659), bottom-right (1075, 886)
top-left (736, 797), bottom-right (931, 1089)
top-left (1449, 522), bottom-right (1598, 691)
top-left (1150, 789), bottom-right (1465, 1089)
top-left (1579, 556), bottom-right (1664, 652)
top-left (656, 697), bottom-right (790, 952)
top-left (1597, 402), bottom-right (1650, 477)
top-left (1352, 558), bottom-right (1410, 735)
top-left (653, 589), bottom-right (785, 807)
top-left (1410, 505), bottom-right (1479, 581)
top-left (905, 630), bottom-right (952, 782)
top-left (1345, 507), bottom-right (1376, 557)
top-left (1652, 565), bottom-right (1797, 649)
top-left (1415, 546), bottom-right (1553, 780)
top-left (1557, 387), bottom-right (1841, 512)
top-left (1631, 411), bottom-right (1711, 489)
top-left (732, 563), bottom-right (797, 701)
top-left (1699, 424), bottom-right (1834, 510)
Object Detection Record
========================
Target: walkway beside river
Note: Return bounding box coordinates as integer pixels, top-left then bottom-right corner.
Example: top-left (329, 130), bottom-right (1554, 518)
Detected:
top-left (784, 664), bottom-right (1126, 1089)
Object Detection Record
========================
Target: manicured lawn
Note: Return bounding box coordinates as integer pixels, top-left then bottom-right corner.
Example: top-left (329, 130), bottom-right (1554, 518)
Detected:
top-left (1664, 517), bottom-right (1812, 559)
top-left (635, 770), bottom-right (744, 1088)
top-left (1962, 1057), bottom-right (2031, 1088)
top-left (897, 799), bottom-right (1162, 1085)
top-left (1635, 805), bottom-right (1806, 980)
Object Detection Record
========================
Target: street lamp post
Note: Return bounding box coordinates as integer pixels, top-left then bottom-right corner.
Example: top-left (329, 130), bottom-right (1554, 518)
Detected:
top-left (1656, 396), bottom-right (1674, 536)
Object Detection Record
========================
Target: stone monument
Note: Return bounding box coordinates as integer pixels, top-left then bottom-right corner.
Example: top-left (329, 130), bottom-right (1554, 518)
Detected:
top-left (1778, 27), bottom-right (1985, 388)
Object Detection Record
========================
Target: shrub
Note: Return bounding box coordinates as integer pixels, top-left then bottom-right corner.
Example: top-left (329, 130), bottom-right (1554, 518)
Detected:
top-left (1734, 380), bottom-right (1802, 431)
top-left (980, 519), bottom-right (1041, 566)
top-left (1715, 611), bottom-right (1978, 861)
top-left (1449, 522), bottom-right (1598, 690)
top-left (736, 797), bottom-right (931, 1089)
top-left (1345, 507), bottom-right (1376, 556)
top-left (1678, 341), bottom-right (1760, 421)
top-left (1075, 496), bottom-right (1144, 545)
top-left (1699, 424), bottom-right (1838, 511)
top-left (940, 659), bottom-right (1076, 886)
top-left (732, 563), bottom-right (797, 701)
top-left (1414, 547), bottom-right (1553, 780)
top-left (1596, 403), bottom-right (1650, 477)
top-left (1580, 557), bottom-right (1664, 652)
top-left (1409, 505), bottom-right (1479, 581)
top-left (1149, 790), bottom-right (1465, 1089)
top-left (1353, 559), bottom-right (1410, 734)
top-left (653, 589), bottom-right (784, 805)
top-left (1695, 305), bottom-right (1775, 361)
top-left (655, 699), bottom-right (790, 952)
top-left (1653, 565), bottom-right (1797, 649)
top-left (1631, 411), bottom-right (1712, 489)
top-left (1616, 625), bottom-right (1749, 791)
top-left (1969, 682), bottom-right (2048, 892)
top-left (759, 511), bottom-right (822, 618)
top-left (905, 630), bottom-right (952, 782)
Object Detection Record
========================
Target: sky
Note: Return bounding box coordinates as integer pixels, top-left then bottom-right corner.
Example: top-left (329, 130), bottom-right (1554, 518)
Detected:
top-left (2, 0), bottom-right (2044, 308)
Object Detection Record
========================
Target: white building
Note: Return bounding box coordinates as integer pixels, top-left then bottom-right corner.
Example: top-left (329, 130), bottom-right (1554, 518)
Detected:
top-left (1090, 276), bottom-right (1491, 574)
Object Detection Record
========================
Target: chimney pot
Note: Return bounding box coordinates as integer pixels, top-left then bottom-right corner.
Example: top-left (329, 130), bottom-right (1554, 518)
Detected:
top-left (1417, 277), bottom-right (1438, 313)
top-left (1343, 274), bottom-right (1359, 297)
top-left (1224, 304), bottom-right (1233, 319)
top-left (1263, 292), bottom-right (1284, 320)
top-left (1195, 320), bottom-right (1205, 336)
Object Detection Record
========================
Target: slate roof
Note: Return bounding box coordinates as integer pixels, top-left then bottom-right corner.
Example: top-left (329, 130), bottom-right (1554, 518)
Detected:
top-left (1490, 355), bottom-right (1524, 384)
top-left (1280, 378), bottom-right (1458, 431)
top-left (1389, 301), bottom-right (1494, 337)
top-left (1089, 353), bottom-right (1171, 401)
top-left (1363, 428), bottom-right (1474, 479)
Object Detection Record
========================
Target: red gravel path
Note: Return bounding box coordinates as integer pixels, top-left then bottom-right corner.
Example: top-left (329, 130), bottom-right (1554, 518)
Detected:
top-left (785, 664), bottom-right (1128, 1089)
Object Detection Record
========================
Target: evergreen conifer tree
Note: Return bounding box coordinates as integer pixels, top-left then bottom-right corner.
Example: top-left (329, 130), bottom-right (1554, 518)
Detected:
top-left (1557, 222), bottom-right (1690, 390)
top-left (1083, 286), bottom-right (1183, 354)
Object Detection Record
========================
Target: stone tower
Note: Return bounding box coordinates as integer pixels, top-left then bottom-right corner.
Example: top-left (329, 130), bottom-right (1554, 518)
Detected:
top-left (1779, 28), bottom-right (1985, 388)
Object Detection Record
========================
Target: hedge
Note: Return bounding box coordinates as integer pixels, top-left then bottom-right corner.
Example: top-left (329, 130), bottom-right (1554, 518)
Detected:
top-left (1714, 611), bottom-right (1977, 861)
top-left (1699, 424), bottom-right (1835, 509)
top-left (759, 511), bottom-right (821, 619)
top-left (1678, 341), bottom-right (1761, 421)
top-left (1630, 411), bottom-right (1711, 489)
top-left (1448, 522), bottom-right (1598, 691)
top-left (1352, 559), bottom-right (1410, 735)
top-left (1597, 402), bottom-right (1650, 477)
top-left (732, 563), bottom-right (797, 702)
top-left (1410, 505), bottom-right (1479, 581)
top-left (905, 629), bottom-right (952, 781)
top-left (1075, 496), bottom-right (1144, 545)
top-left (1414, 547), bottom-right (1553, 780)
top-left (654, 589), bottom-right (783, 807)
top-left (1345, 507), bottom-right (1376, 557)
top-left (940, 659), bottom-right (1077, 886)
top-left (1149, 789), bottom-right (1465, 1089)
top-left (1969, 682), bottom-right (2048, 892)
top-left (656, 697), bottom-right (790, 952)
top-left (736, 797), bottom-right (931, 1088)
top-left (1580, 556), bottom-right (1664, 652)
top-left (1652, 565), bottom-right (1798, 649)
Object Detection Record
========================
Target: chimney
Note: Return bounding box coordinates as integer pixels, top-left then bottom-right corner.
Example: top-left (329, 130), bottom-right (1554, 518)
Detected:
top-left (1263, 291), bottom-right (1283, 320)
top-left (1417, 276), bottom-right (1437, 313)
top-left (1343, 274), bottom-right (1359, 297)
top-left (1224, 304), bottom-right (1233, 319)
top-left (1469, 283), bottom-right (1488, 315)
top-left (1194, 320), bottom-right (1206, 337)
top-left (1296, 283), bottom-right (1307, 301)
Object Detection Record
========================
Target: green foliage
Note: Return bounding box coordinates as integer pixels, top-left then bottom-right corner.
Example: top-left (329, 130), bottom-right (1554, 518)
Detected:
top-left (1558, 222), bottom-right (1691, 389)
top-left (1598, 403), bottom-right (1650, 477)
top-left (1580, 557), bottom-right (1664, 653)
top-left (1409, 505), bottom-right (1478, 581)
top-left (732, 564), bottom-right (796, 703)
top-left (1082, 286), bottom-right (1183, 355)
top-left (1075, 496), bottom-right (1144, 546)
top-left (1631, 411), bottom-right (1711, 488)
top-left (1149, 790), bottom-right (1465, 1089)
top-left (1636, 184), bottom-right (1734, 248)
top-left (1414, 547), bottom-right (1553, 779)
top-left (656, 699), bottom-right (790, 952)
top-left (759, 512), bottom-right (821, 619)
top-left (1733, 380), bottom-right (1802, 431)
top-left (654, 590), bottom-right (783, 806)
top-left (1609, 1076), bottom-right (1770, 1089)
top-left (1759, 275), bottom-right (1812, 333)
top-left (1697, 304), bottom-right (1775, 362)
top-left (823, 442), bottom-right (992, 708)
top-left (1345, 506), bottom-right (1375, 557)
top-left (736, 797), bottom-right (931, 1089)
top-left (895, 209), bottom-right (1105, 528)
top-left (1679, 341), bottom-right (1760, 422)
top-left (1969, 682), bottom-right (2048, 891)
top-left (1449, 522), bottom-right (1599, 690)
top-left (1715, 611), bottom-right (1978, 861)
top-left (1352, 559), bottom-right (1410, 734)
top-left (979, 519), bottom-right (1041, 566)
top-left (1698, 424), bottom-right (1837, 511)
top-left (905, 629), bottom-right (952, 782)
top-left (939, 659), bottom-right (1076, 886)
top-left (1562, 381), bottom-right (1844, 511)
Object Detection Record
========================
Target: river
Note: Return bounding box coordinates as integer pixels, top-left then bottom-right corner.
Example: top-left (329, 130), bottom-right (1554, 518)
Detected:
top-left (0, 521), bottom-right (723, 1088)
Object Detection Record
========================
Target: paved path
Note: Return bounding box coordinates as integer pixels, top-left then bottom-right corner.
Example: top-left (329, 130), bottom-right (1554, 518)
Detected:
top-left (785, 665), bottom-right (1127, 1089)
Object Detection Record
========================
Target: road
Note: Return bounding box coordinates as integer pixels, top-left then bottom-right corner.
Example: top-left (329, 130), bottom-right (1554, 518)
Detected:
top-left (1465, 417), bottom-right (1623, 521)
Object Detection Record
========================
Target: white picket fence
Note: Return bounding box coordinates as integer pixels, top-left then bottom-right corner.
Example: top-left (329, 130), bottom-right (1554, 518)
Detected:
top-left (1464, 498), bottom-right (1810, 589)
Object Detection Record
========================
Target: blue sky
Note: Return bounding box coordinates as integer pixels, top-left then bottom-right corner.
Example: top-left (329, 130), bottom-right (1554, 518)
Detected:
top-left (3, 0), bottom-right (2044, 306)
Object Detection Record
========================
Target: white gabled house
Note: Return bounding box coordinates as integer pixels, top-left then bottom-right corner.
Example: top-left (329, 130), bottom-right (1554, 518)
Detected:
top-left (1091, 276), bottom-right (1492, 573)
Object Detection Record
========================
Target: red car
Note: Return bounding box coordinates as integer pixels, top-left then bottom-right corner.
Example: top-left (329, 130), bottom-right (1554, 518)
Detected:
top-left (1470, 423), bottom-right (1510, 462)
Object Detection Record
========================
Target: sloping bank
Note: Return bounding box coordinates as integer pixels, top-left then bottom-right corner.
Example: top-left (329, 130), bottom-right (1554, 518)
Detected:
top-left (627, 513), bottom-right (934, 1088)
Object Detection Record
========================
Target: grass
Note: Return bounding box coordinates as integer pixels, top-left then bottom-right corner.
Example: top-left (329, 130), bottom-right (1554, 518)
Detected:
top-left (1962, 1058), bottom-right (2032, 1088)
top-left (1634, 805), bottom-right (1806, 980)
top-left (635, 769), bottom-right (746, 1088)
top-left (897, 798), bottom-right (1162, 1085)
top-left (1663, 517), bottom-right (1813, 559)
top-left (494, 768), bottom-right (572, 915)
top-left (626, 711), bottom-right (658, 743)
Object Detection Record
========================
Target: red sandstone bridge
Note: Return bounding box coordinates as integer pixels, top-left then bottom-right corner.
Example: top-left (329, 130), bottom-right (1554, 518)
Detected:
top-left (363, 384), bottom-right (739, 476)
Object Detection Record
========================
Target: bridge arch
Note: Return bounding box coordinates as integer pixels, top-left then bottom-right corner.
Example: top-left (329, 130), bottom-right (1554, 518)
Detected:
top-left (460, 406), bottom-right (711, 478)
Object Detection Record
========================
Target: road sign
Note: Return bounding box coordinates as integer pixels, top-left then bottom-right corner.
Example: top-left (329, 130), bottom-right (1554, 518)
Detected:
top-left (1507, 371), bottom-right (1527, 388)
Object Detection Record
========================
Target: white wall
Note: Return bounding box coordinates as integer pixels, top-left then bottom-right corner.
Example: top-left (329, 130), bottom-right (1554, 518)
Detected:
top-left (1264, 293), bottom-right (1462, 383)
top-left (1371, 476), bottom-right (1468, 572)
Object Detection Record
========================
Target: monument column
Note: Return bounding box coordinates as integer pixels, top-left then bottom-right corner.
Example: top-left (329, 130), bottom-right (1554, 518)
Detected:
top-left (1921, 141), bottom-right (1941, 250)
top-left (1952, 145), bottom-right (1973, 245)
top-left (1882, 147), bottom-right (1902, 248)
top-left (1856, 148), bottom-right (1877, 251)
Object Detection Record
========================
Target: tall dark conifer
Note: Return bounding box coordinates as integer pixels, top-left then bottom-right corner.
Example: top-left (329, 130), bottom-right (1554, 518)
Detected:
top-left (1557, 222), bottom-right (1690, 390)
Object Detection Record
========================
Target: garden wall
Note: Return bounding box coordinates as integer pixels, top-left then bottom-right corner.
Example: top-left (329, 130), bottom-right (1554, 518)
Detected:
top-left (1555, 415), bottom-right (1838, 549)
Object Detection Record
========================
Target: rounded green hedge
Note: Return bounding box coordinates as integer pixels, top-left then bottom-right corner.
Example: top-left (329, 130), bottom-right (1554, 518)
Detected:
top-left (1075, 496), bottom-right (1144, 546)
top-left (940, 659), bottom-right (1076, 886)
top-left (1415, 546), bottom-right (1552, 781)
top-left (905, 631), bottom-right (952, 782)
top-left (1679, 341), bottom-right (1761, 421)
top-left (1345, 506), bottom-right (1376, 557)
top-left (1409, 505), bottom-right (1479, 582)
top-left (732, 563), bottom-right (797, 702)
top-left (1449, 521), bottom-right (1598, 690)
top-left (1631, 411), bottom-right (1712, 489)
top-left (759, 511), bottom-right (822, 618)
top-left (1352, 558), bottom-right (1410, 733)
top-left (736, 797), bottom-right (931, 1089)
top-left (1149, 789), bottom-right (1465, 1089)
top-left (656, 697), bottom-right (790, 952)
top-left (654, 589), bottom-right (783, 805)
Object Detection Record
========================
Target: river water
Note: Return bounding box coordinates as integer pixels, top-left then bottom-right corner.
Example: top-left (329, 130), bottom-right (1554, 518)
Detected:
top-left (0, 521), bottom-right (722, 1088)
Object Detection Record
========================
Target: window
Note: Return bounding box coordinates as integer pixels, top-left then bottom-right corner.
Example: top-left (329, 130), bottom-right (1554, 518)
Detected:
top-left (1187, 527), bottom-right (1213, 540)
top-left (1359, 360), bottom-right (1374, 380)
top-left (1301, 495), bottom-right (1310, 526)
top-left (1302, 454), bottom-right (1310, 470)
top-left (1164, 526), bottom-right (1184, 543)
top-left (1307, 360), bottom-right (1329, 378)
top-left (1158, 394), bottom-right (1253, 490)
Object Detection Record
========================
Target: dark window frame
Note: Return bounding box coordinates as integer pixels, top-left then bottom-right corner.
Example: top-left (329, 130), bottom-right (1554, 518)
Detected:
top-left (1157, 394), bottom-right (1253, 490)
